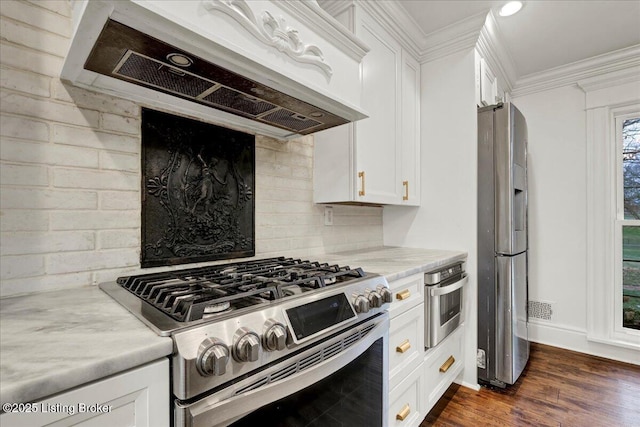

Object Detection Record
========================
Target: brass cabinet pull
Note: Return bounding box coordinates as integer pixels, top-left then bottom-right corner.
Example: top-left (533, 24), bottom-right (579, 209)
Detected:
top-left (402, 180), bottom-right (409, 201)
top-left (396, 289), bottom-right (411, 300)
top-left (396, 339), bottom-right (411, 353)
top-left (358, 171), bottom-right (365, 196)
top-left (439, 355), bottom-right (455, 373)
top-left (396, 404), bottom-right (410, 421)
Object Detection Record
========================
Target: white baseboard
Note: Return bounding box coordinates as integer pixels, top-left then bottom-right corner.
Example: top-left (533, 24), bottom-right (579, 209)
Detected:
top-left (529, 320), bottom-right (640, 365)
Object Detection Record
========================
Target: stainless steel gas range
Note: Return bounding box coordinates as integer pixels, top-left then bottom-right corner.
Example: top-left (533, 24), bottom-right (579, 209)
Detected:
top-left (100, 256), bottom-right (391, 427)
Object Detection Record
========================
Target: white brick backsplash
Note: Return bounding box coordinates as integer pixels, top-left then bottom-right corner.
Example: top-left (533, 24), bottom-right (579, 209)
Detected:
top-left (0, 188), bottom-right (97, 209)
top-left (1, 231), bottom-right (94, 255)
top-left (52, 80), bottom-right (139, 117)
top-left (100, 191), bottom-right (139, 210)
top-left (50, 211), bottom-right (138, 231)
top-left (1, 91), bottom-right (100, 127)
top-left (99, 151), bottom-right (139, 172)
top-left (98, 229), bottom-right (139, 249)
top-left (1, 17), bottom-right (69, 57)
top-left (0, 162), bottom-right (48, 186)
top-left (101, 113), bottom-right (140, 135)
top-left (1, 139), bottom-right (100, 168)
top-left (1, 115), bottom-right (49, 141)
top-left (0, 42), bottom-right (64, 77)
top-left (1, 254), bottom-right (45, 279)
top-left (0, 8), bottom-right (383, 296)
top-left (53, 168), bottom-right (138, 190)
top-left (52, 125), bottom-right (139, 153)
top-left (0, 67), bottom-right (51, 97)
top-left (25, 0), bottom-right (71, 18)
top-left (0, 210), bottom-right (49, 232)
top-left (1, 1), bottom-right (71, 37)
top-left (47, 249), bottom-right (139, 274)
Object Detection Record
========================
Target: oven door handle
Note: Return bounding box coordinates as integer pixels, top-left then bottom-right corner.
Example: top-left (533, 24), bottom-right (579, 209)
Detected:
top-left (175, 316), bottom-right (389, 427)
top-left (428, 275), bottom-right (468, 297)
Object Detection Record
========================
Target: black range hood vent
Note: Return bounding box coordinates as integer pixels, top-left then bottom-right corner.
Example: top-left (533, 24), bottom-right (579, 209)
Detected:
top-left (84, 20), bottom-right (348, 135)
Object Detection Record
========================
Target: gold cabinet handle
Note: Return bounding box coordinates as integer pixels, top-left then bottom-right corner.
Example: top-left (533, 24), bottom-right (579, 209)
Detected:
top-left (396, 289), bottom-right (410, 300)
top-left (402, 180), bottom-right (409, 201)
top-left (439, 355), bottom-right (455, 373)
top-left (396, 404), bottom-right (410, 421)
top-left (358, 171), bottom-right (365, 196)
top-left (396, 339), bottom-right (411, 353)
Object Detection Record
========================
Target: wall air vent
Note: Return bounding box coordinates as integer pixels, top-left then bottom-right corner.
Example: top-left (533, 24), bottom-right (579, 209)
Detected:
top-left (529, 300), bottom-right (553, 321)
top-left (84, 19), bottom-right (348, 135)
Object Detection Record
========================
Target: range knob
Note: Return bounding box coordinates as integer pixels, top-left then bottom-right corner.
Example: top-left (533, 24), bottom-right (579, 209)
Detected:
top-left (197, 338), bottom-right (229, 376)
top-left (367, 290), bottom-right (383, 308)
top-left (377, 285), bottom-right (393, 304)
top-left (233, 327), bottom-right (260, 362)
top-left (263, 319), bottom-right (287, 352)
top-left (353, 294), bottom-right (370, 313)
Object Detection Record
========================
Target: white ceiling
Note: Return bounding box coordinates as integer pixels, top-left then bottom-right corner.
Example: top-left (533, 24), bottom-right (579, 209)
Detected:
top-left (397, 0), bottom-right (640, 77)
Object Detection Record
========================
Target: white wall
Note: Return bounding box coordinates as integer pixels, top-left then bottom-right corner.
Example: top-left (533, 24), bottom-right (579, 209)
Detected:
top-left (384, 48), bottom-right (479, 387)
top-left (0, 0), bottom-right (383, 297)
top-left (513, 85), bottom-right (640, 364)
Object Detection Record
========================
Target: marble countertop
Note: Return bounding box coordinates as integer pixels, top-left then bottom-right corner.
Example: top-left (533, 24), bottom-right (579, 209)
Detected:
top-left (0, 246), bottom-right (465, 406)
top-left (0, 286), bottom-right (173, 405)
top-left (320, 246), bottom-right (467, 282)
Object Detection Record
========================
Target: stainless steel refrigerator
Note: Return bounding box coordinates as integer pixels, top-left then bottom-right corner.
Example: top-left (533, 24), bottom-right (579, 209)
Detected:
top-left (477, 102), bottom-right (529, 387)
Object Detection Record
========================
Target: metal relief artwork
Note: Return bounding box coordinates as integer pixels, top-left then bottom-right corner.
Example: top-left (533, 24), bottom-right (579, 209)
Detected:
top-left (142, 108), bottom-right (255, 267)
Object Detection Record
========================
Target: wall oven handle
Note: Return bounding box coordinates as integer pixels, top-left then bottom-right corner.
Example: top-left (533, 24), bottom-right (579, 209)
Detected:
top-left (428, 275), bottom-right (468, 297)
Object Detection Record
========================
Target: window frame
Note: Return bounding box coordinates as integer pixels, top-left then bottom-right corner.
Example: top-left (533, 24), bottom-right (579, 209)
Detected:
top-left (586, 101), bottom-right (640, 349)
top-left (615, 113), bottom-right (640, 335)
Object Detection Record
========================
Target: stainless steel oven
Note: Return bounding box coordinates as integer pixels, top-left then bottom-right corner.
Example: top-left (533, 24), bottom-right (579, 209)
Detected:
top-left (425, 262), bottom-right (467, 349)
top-left (178, 313), bottom-right (389, 427)
top-left (99, 257), bottom-right (391, 427)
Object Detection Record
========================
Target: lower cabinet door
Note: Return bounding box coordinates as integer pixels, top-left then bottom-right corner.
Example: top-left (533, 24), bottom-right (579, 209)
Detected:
top-left (0, 358), bottom-right (169, 427)
top-left (423, 324), bottom-right (465, 411)
top-left (388, 363), bottom-right (424, 427)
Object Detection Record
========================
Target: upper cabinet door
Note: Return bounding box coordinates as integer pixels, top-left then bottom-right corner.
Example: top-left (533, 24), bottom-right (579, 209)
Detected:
top-left (401, 51), bottom-right (421, 206)
top-left (354, 10), bottom-right (402, 204)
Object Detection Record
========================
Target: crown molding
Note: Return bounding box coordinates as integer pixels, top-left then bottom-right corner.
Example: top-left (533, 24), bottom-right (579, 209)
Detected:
top-left (511, 44), bottom-right (640, 98)
top-left (417, 11), bottom-right (487, 63)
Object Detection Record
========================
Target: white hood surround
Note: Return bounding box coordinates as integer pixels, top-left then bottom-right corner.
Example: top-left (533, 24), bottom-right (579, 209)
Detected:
top-left (62, 0), bottom-right (369, 139)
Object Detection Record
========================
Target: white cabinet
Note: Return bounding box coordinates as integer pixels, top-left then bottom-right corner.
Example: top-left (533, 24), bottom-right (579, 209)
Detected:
top-left (475, 50), bottom-right (504, 107)
top-left (386, 271), bottom-right (465, 426)
top-left (423, 323), bottom-right (465, 410)
top-left (0, 359), bottom-right (169, 427)
top-left (386, 272), bottom-right (425, 427)
top-left (401, 52), bottom-right (421, 205)
top-left (314, 5), bottom-right (420, 206)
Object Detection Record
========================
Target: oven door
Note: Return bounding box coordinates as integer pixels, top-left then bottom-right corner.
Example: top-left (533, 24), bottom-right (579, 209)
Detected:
top-left (175, 313), bottom-right (389, 427)
top-left (425, 274), bottom-right (467, 348)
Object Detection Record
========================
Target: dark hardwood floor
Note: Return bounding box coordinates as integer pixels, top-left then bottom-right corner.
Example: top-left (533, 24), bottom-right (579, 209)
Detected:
top-left (421, 342), bottom-right (640, 426)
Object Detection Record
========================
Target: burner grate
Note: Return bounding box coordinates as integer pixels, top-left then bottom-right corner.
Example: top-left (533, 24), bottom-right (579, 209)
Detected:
top-left (116, 257), bottom-right (366, 322)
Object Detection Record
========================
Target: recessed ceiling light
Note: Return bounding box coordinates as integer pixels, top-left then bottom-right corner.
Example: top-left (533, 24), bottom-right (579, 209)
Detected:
top-left (499, 1), bottom-right (523, 17)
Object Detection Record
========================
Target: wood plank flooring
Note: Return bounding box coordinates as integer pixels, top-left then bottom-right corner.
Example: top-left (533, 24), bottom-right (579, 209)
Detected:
top-left (421, 342), bottom-right (640, 426)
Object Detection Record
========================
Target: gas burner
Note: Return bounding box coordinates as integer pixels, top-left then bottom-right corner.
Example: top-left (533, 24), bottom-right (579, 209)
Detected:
top-left (114, 257), bottom-right (366, 323)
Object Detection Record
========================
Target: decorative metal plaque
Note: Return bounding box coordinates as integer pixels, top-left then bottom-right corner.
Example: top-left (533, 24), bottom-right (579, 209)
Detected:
top-left (141, 108), bottom-right (255, 268)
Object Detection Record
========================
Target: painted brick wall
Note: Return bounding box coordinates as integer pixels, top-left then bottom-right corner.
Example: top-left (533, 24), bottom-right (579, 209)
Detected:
top-left (0, 0), bottom-right (383, 297)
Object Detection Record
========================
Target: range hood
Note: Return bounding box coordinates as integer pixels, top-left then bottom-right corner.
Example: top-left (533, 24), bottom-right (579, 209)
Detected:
top-left (62, 0), bottom-right (369, 139)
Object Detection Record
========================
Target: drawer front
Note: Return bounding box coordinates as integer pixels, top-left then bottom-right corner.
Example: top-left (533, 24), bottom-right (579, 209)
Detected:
top-left (388, 363), bottom-right (423, 427)
top-left (423, 324), bottom-right (464, 409)
top-left (389, 304), bottom-right (424, 390)
top-left (388, 273), bottom-right (424, 318)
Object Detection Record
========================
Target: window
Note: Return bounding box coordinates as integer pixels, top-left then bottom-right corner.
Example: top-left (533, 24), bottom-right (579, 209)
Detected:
top-left (619, 116), bottom-right (640, 331)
